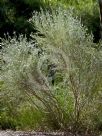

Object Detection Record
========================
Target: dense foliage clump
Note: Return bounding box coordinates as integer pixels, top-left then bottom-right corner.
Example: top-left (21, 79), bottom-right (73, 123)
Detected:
top-left (0, 0), bottom-right (100, 42)
top-left (0, 8), bottom-right (102, 135)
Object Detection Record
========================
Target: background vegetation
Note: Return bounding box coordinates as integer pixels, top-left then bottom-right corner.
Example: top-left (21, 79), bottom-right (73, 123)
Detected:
top-left (0, 0), bottom-right (102, 135)
top-left (0, 0), bottom-right (100, 42)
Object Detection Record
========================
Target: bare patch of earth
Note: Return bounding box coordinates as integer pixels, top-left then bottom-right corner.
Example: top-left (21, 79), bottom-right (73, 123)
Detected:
top-left (0, 131), bottom-right (99, 136)
top-left (0, 131), bottom-right (64, 136)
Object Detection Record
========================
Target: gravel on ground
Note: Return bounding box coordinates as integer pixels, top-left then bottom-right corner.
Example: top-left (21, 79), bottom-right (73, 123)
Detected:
top-left (0, 131), bottom-right (99, 136)
top-left (0, 131), bottom-right (65, 136)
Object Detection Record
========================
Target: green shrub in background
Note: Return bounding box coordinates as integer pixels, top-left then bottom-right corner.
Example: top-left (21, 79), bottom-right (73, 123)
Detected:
top-left (47, 0), bottom-right (100, 42)
top-left (1, 8), bottom-right (102, 134)
top-left (0, 0), bottom-right (100, 42)
top-left (0, 0), bottom-right (47, 40)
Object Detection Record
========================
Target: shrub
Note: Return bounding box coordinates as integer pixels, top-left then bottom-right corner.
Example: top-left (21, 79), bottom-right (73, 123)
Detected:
top-left (1, 8), bottom-right (102, 134)
top-left (44, 0), bottom-right (100, 42)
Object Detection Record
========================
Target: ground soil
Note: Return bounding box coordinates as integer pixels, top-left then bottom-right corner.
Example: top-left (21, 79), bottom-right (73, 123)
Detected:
top-left (0, 131), bottom-right (99, 136)
top-left (0, 131), bottom-right (64, 136)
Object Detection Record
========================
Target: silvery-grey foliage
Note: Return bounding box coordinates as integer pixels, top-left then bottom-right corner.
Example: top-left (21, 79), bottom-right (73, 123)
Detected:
top-left (1, 8), bottom-right (102, 130)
